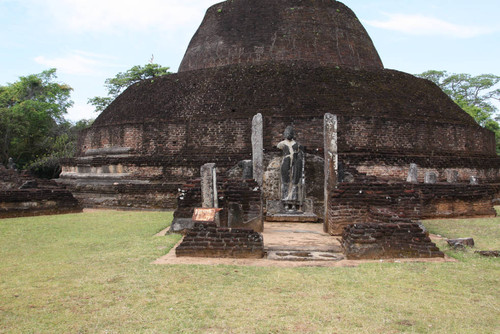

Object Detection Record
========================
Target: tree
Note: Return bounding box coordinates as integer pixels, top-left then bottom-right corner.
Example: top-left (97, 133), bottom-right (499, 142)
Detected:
top-left (88, 63), bottom-right (171, 113)
top-left (416, 70), bottom-right (500, 152)
top-left (26, 118), bottom-right (94, 178)
top-left (0, 69), bottom-right (73, 167)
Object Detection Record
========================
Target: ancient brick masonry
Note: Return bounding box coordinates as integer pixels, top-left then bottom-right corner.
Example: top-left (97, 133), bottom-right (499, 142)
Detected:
top-left (0, 189), bottom-right (81, 218)
top-left (0, 166), bottom-right (81, 218)
top-left (69, 181), bottom-right (180, 209)
top-left (179, 0), bottom-right (383, 72)
top-left (342, 223), bottom-right (444, 260)
top-left (61, 0), bottom-right (500, 211)
top-left (327, 182), bottom-right (497, 235)
top-left (175, 222), bottom-right (264, 258)
top-left (173, 178), bottom-right (262, 229)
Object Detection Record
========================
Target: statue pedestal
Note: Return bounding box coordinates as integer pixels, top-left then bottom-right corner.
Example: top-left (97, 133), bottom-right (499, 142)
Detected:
top-left (265, 199), bottom-right (318, 223)
top-left (266, 212), bottom-right (318, 222)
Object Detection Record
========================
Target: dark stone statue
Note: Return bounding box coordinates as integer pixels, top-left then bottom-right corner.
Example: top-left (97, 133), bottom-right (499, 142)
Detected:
top-left (277, 126), bottom-right (304, 211)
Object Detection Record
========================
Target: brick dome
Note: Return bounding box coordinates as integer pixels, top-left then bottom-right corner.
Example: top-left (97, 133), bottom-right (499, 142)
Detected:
top-left (179, 0), bottom-right (383, 72)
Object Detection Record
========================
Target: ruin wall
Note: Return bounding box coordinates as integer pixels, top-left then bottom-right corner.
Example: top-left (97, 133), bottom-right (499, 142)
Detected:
top-left (327, 182), bottom-right (497, 235)
top-left (342, 223), bottom-right (444, 259)
top-left (77, 114), bottom-right (496, 165)
top-left (175, 222), bottom-right (264, 259)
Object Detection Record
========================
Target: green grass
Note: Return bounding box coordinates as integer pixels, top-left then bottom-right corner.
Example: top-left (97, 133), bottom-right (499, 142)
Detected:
top-left (1, 211), bottom-right (499, 333)
top-left (424, 209), bottom-right (500, 250)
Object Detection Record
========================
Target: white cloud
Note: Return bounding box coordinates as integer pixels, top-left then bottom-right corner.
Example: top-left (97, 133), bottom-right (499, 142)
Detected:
top-left (365, 13), bottom-right (493, 38)
top-left (67, 102), bottom-right (95, 122)
top-left (30, 0), bottom-right (218, 33)
top-left (34, 50), bottom-right (119, 76)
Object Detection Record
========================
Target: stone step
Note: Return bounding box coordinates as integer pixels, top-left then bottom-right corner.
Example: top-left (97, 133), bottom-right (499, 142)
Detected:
top-left (266, 249), bottom-right (344, 261)
top-left (266, 213), bottom-right (319, 223)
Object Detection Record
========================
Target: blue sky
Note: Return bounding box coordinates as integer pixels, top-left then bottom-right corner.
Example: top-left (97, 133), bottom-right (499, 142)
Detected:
top-left (1, 0), bottom-right (499, 122)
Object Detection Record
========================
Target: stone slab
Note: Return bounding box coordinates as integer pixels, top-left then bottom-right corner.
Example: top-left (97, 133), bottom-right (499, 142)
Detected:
top-left (168, 218), bottom-right (195, 234)
top-left (263, 222), bottom-right (342, 253)
top-left (265, 213), bottom-right (318, 222)
top-left (266, 250), bottom-right (344, 261)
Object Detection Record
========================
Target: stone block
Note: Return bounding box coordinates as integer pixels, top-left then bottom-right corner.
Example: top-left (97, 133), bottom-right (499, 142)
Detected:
top-left (474, 250), bottom-right (499, 257)
top-left (447, 238), bottom-right (474, 249)
top-left (266, 200), bottom-right (284, 214)
top-left (424, 172), bottom-right (437, 184)
top-left (446, 170), bottom-right (459, 183)
top-left (406, 163), bottom-right (418, 183)
top-left (168, 218), bottom-right (195, 234)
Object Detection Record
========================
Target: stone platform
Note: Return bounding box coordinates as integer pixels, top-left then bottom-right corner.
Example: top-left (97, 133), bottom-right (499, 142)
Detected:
top-left (262, 222), bottom-right (343, 261)
top-left (265, 213), bottom-right (318, 223)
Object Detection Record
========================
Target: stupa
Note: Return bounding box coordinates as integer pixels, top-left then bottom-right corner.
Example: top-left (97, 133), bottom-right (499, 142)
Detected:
top-left (60, 0), bottom-right (499, 222)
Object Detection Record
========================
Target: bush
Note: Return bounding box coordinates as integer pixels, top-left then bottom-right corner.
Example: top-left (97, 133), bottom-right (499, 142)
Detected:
top-left (26, 155), bottom-right (62, 179)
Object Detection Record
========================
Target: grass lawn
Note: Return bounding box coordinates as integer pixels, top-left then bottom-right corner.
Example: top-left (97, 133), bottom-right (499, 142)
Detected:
top-left (0, 210), bottom-right (499, 333)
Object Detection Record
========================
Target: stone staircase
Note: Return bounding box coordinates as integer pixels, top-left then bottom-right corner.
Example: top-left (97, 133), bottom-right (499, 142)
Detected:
top-left (266, 249), bottom-right (344, 261)
top-left (262, 222), bottom-right (344, 261)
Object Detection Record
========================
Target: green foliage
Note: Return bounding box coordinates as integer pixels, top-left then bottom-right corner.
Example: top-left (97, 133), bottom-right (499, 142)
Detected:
top-left (26, 118), bottom-right (93, 178)
top-left (26, 155), bottom-right (63, 179)
top-left (88, 63), bottom-right (171, 113)
top-left (416, 70), bottom-right (500, 152)
top-left (86, 96), bottom-right (113, 114)
top-left (0, 69), bottom-right (74, 167)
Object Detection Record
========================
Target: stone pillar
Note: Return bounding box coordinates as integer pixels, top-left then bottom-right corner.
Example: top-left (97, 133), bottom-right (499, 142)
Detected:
top-left (407, 163), bottom-right (418, 183)
top-left (201, 163), bottom-right (217, 208)
top-left (446, 170), bottom-right (459, 183)
top-left (252, 113), bottom-right (264, 186)
top-left (424, 172), bottom-right (437, 184)
top-left (201, 163), bottom-right (220, 226)
top-left (324, 113), bottom-right (338, 233)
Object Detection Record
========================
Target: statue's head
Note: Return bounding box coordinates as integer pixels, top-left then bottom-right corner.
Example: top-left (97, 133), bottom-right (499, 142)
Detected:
top-left (284, 126), bottom-right (295, 140)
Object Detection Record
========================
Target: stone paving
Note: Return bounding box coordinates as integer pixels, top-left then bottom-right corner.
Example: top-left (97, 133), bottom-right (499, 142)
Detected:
top-left (263, 223), bottom-right (344, 261)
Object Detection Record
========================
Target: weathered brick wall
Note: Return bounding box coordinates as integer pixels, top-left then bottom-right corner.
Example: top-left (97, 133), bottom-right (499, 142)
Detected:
top-left (347, 154), bottom-right (500, 182)
top-left (0, 189), bottom-right (82, 218)
top-left (69, 182), bottom-right (180, 209)
top-left (178, 0), bottom-right (383, 72)
top-left (87, 61), bottom-right (496, 157)
top-left (219, 179), bottom-right (262, 228)
top-left (173, 180), bottom-right (202, 222)
top-left (172, 178), bottom-right (262, 229)
top-left (175, 222), bottom-right (264, 258)
top-left (327, 182), bottom-right (497, 235)
top-left (77, 114), bottom-right (496, 161)
top-left (339, 116), bottom-right (494, 155)
top-left (0, 166), bottom-right (82, 218)
top-left (143, 122), bottom-right (187, 155)
top-left (342, 223), bottom-right (445, 259)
